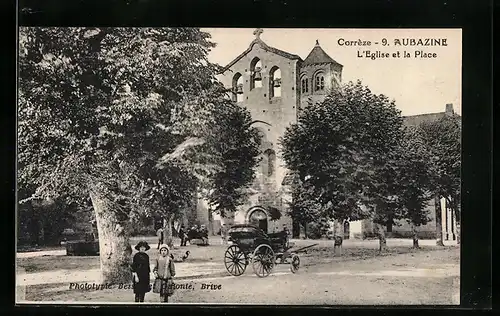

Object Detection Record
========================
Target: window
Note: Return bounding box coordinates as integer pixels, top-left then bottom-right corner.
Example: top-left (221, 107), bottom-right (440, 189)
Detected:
top-left (301, 77), bottom-right (309, 93)
top-left (269, 66), bottom-right (281, 98)
top-left (250, 57), bottom-right (262, 90)
top-left (263, 149), bottom-right (276, 177)
top-left (315, 73), bottom-right (325, 91)
top-left (232, 73), bottom-right (244, 102)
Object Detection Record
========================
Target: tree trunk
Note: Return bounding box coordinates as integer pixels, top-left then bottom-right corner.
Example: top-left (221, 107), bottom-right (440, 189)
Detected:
top-left (303, 223), bottom-right (307, 239)
top-left (29, 202), bottom-right (40, 246)
top-left (434, 196), bottom-right (445, 246)
top-left (89, 190), bottom-right (132, 284)
top-left (453, 205), bottom-right (461, 245)
top-left (411, 223), bottom-right (420, 249)
top-left (208, 209), bottom-right (214, 236)
top-left (454, 213), bottom-right (460, 245)
top-left (163, 214), bottom-right (174, 248)
top-left (375, 223), bottom-right (388, 252)
top-left (335, 220), bottom-right (343, 238)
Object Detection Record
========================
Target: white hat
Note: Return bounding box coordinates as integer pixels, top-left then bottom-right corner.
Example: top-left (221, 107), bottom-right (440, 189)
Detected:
top-left (159, 244), bottom-right (170, 252)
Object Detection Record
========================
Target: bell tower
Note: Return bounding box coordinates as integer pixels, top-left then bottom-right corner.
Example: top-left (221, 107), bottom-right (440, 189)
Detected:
top-left (299, 40), bottom-right (343, 108)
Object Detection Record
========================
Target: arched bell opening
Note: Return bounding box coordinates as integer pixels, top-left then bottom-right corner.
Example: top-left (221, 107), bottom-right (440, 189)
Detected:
top-left (250, 57), bottom-right (262, 90)
top-left (269, 66), bottom-right (281, 98)
top-left (232, 72), bottom-right (244, 102)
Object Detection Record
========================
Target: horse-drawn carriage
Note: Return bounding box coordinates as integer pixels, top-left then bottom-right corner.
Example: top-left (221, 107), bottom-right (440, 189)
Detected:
top-left (224, 224), bottom-right (317, 278)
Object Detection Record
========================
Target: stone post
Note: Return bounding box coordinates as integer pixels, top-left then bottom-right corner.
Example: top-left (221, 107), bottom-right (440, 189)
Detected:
top-left (441, 198), bottom-right (448, 240)
top-left (447, 205), bottom-right (454, 241)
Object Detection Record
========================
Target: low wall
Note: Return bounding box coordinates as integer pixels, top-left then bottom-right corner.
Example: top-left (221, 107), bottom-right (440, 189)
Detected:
top-left (362, 231), bottom-right (437, 239)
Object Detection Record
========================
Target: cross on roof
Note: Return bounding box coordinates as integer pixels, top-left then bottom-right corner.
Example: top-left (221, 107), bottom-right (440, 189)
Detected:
top-left (253, 28), bottom-right (264, 39)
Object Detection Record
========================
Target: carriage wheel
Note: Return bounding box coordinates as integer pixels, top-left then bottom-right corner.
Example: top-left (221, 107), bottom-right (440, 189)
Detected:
top-left (290, 254), bottom-right (300, 273)
top-left (252, 244), bottom-right (275, 278)
top-left (224, 245), bottom-right (248, 276)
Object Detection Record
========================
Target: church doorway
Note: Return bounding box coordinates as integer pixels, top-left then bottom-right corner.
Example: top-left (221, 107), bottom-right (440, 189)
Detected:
top-left (248, 208), bottom-right (268, 233)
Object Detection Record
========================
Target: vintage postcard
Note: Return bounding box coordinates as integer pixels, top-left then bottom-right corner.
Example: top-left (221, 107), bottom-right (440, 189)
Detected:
top-left (16, 27), bottom-right (461, 305)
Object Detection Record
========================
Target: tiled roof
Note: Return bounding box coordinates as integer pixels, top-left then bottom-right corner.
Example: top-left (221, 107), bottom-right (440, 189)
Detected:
top-left (221, 39), bottom-right (302, 73)
top-left (403, 104), bottom-right (460, 126)
top-left (302, 40), bottom-right (342, 67)
top-left (403, 112), bottom-right (447, 126)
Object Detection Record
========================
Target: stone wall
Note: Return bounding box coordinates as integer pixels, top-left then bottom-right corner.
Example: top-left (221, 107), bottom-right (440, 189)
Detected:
top-left (218, 41), bottom-right (301, 229)
top-left (299, 62), bottom-right (342, 109)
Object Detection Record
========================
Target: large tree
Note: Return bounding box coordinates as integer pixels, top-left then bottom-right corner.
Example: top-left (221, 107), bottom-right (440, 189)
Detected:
top-left (396, 126), bottom-right (433, 248)
top-left (158, 99), bottom-right (262, 230)
top-left (287, 176), bottom-right (323, 238)
top-left (18, 27), bottom-right (231, 283)
top-left (281, 81), bottom-right (403, 250)
top-left (192, 103), bottom-right (261, 219)
top-left (419, 114), bottom-right (461, 245)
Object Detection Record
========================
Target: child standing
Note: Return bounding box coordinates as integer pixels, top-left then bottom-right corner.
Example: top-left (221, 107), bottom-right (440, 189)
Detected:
top-left (153, 244), bottom-right (176, 303)
top-left (131, 240), bottom-right (151, 302)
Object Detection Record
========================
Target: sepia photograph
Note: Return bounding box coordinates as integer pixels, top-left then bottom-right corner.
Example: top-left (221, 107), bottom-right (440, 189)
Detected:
top-left (16, 27), bottom-right (462, 305)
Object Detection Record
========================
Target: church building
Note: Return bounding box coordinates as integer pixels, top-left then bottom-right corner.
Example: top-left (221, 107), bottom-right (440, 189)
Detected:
top-left (194, 29), bottom-right (458, 242)
top-left (195, 28), bottom-right (342, 236)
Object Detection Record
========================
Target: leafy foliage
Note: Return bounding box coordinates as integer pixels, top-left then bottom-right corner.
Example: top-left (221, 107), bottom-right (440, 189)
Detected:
top-left (281, 80), bottom-right (403, 225)
top-left (286, 176), bottom-right (323, 226)
top-left (396, 126), bottom-right (433, 227)
top-left (188, 102), bottom-right (262, 218)
top-left (19, 27), bottom-right (261, 243)
top-left (19, 27), bottom-right (254, 231)
top-left (267, 206), bottom-right (282, 221)
top-left (419, 114), bottom-right (461, 221)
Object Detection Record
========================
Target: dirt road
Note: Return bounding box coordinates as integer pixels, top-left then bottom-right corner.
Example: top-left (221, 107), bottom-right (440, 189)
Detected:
top-left (21, 247), bottom-right (459, 305)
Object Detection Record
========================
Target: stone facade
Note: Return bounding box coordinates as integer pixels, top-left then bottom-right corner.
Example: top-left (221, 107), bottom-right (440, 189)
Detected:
top-left (198, 30), bottom-right (345, 235)
top-left (196, 29), bottom-right (458, 241)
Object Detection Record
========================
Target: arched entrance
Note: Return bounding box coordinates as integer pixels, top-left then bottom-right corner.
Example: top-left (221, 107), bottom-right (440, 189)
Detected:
top-left (247, 208), bottom-right (268, 233)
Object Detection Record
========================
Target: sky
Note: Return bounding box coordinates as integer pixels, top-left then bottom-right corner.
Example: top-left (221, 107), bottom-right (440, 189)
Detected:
top-left (202, 28), bottom-right (462, 116)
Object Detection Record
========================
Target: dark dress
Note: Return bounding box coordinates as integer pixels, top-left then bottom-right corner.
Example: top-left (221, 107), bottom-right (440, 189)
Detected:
top-left (131, 252), bottom-right (151, 294)
top-left (179, 228), bottom-right (186, 246)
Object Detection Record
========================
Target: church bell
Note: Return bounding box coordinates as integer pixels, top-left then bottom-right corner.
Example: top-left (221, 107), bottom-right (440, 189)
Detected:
top-left (273, 78), bottom-right (281, 87)
top-left (236, 83), bottom-right (244, 94)
top-left (253, 67), bottom-right (262, 81)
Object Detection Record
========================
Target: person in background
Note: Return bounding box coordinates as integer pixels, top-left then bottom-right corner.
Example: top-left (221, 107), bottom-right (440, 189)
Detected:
top-left (156, 227), bottom-right (164, 250)
top-left (283, 224), bottom-right (290, 236)
top-left (283, 224), bottom-right (290, 248)
top-left (200, 224), bottom-right (209, 245)
top-left (131, 240), bottom-right (151, 303)
top-left (179, 225), bottom-right (187, 247)
top-left (153, 244), bottom-right (176, 303)
top-left (220, 224), bottom-right (227, 245)
top-left (186, 225), bottom-right (197, 245)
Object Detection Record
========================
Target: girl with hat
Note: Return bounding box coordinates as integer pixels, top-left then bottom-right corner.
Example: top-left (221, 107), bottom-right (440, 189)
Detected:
top-left (152, 244), bottom-right (176, 302)
top-left (131, 240), bottom-right (151, 302)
